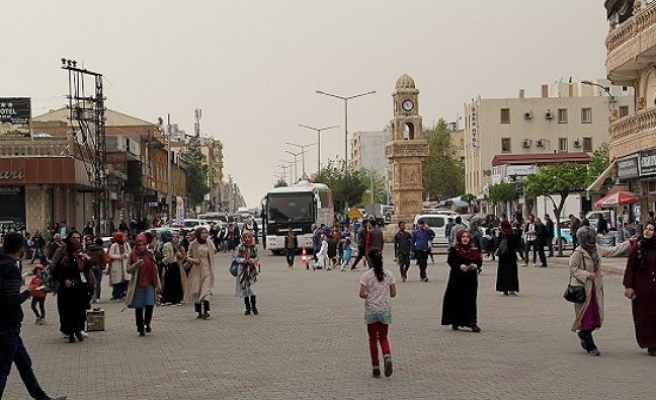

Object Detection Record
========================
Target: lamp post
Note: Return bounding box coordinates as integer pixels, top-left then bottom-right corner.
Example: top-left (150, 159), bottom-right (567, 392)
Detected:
top-left (298, 123), bottom-right (339, 173)
top-left (315, 89), bottom-right (376, 169)
top-left (285, 142), bottom-right (316, 179)
top-left (284, 150), bottom-right (303, 183)
top-left (581, 80), bottom-right (616, 107)
top-left (278, 159), bottom-right (294, 184)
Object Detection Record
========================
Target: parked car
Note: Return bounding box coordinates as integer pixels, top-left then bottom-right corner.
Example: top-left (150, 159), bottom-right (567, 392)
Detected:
top-left (554, 218), bottom-right (573, 247)
top-left (586, 210), bottom-right (612, 230)
top-left (413, 213), bottom-right (469, 246)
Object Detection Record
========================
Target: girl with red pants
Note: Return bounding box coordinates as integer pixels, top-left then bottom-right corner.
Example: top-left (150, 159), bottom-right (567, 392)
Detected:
top-left (359, 248), bottom-right (397, 378)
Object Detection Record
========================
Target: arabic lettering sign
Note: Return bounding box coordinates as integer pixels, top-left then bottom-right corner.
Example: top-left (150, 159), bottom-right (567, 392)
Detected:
top-left (639, 149), bottom-right (656, 177)
top-left (0, 98), bottom-right (31, 138)
top-left (470, 105), bottom-right (478, 147)
top-left (617, 155), bottom-right (639, 179)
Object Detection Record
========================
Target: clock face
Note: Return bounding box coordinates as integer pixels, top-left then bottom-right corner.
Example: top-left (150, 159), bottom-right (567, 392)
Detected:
top-left (402, 100), bottom-right (414, 112)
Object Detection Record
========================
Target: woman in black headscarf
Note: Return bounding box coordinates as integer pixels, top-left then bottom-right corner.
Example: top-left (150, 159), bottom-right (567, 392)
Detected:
top-left (442, 229), bottom-right (483, 333)
top-left (161, 231), bottom-right (187, 306)
top-left (54, 232), bottom-right (93, 343)
top-left (569, 225), bottom-right (634, 356)
top-left (623, 222), bottom-right (656, 356)
top-left (496, 220), bottom-right (522, 296)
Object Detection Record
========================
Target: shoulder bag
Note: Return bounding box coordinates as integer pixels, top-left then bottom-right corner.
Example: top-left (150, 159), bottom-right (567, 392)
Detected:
top-left (563, 252), bottom-right (586, 304)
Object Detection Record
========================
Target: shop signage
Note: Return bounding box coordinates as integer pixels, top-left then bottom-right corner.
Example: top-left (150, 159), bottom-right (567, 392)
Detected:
top-left (470, 105), bottom-right (478, 147)
top-left (639, 149), bottom-right (656, 177)
top-left (0, 98), bottom-right (31, 138)
top-left (0, 169), bottom-right (24, 180)
top-left (617, 155), bottom-right (639, 179)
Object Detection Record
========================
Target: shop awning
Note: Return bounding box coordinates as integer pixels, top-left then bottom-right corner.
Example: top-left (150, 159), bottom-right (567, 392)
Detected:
top-left (585, 160), bottom-right (616, 192)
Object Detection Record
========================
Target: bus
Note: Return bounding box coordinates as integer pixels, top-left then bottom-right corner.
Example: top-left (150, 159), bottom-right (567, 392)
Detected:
top-left (262, 181), bottom-right (334, 255)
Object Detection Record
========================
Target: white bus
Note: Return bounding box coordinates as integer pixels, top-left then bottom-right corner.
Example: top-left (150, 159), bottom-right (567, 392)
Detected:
top-left (262, 181), bottom-right (334, 255)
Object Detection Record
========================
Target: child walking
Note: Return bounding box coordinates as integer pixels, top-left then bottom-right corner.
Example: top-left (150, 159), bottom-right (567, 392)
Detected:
top-left (30, 264), bottom-right (48, 324)
top-left (340, 238), bottom-right (353, 271)
top-left (359, 248), bottom-right (396, 378)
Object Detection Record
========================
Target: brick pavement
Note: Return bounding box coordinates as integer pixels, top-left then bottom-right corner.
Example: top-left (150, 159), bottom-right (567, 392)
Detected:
top-left (4, 247), bottom-right (654, 400)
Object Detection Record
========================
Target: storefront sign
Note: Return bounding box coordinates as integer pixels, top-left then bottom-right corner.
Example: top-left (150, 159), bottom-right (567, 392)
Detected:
top-left (470, 105), bottom-right (478, 147)
top-left (0, 186), bottom-right (25, 230)
top-left (0, 98), bottom-right (31, 138)
top-left (617, 155), bottom-right (639, 179)
top-left (639, 149), bottom-right (656, 177)
top-left (0, 169), bottom-right (25, 180)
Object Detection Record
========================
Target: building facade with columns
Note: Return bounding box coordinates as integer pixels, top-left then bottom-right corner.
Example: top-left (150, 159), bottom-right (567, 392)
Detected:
top-left (605, 0), bottom-right (656, 218)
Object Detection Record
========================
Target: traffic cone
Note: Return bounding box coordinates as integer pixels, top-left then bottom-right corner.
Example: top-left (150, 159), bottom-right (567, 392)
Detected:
top-left (301, 247), bottom-right (308, 268)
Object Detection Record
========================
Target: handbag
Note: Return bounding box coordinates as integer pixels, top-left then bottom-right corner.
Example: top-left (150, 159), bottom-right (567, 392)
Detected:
top-left (496, 237), bottom-right (509, 256)
top-left (563, 283), bottom-right (586, 303)
top-left (229, 259), bottom-right (239, 277)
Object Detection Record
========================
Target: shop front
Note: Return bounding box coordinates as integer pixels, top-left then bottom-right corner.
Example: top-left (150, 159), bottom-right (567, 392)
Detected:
top-left (0, 157), bottom-right (94, 236)
top-left (637, 149), bottom-right (656, 218)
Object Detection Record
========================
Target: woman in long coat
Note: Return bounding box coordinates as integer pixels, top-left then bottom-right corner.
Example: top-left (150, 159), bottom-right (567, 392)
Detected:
top-left (161, 232), bottom-right (187, 305)
top-left (442, 229), bottom-right (483, 333)
top-left (495, 221), bottom-right (522, 296)
top-left (569, 225), bottom-right (633, 356)
top-left (54, 238), bottom-right (93, 343)
top-left (125, 234), bottom-right (161, 336)
top-left (235, 230), bottom-right (259, 315)
top-left (185, 227), bottom-right (216, 319)
top-left (623, 222), bottom-right (656, 356)
top-left (108, 231), bottom-right (131, 300)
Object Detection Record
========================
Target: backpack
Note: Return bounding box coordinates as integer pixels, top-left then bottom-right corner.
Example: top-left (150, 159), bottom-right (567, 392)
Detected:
top-left (104, 247), bottom-right (112, 264)
top-left (41, 263), bottom-right (55, 293)
top-left (154, 241), bottom-right (165, 263)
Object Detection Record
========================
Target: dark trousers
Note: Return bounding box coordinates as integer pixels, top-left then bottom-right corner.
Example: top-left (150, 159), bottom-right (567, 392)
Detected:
top-left (135, 306), bottom-right (154, 333)
top-left (194, 301), bottom-right (210, 316)
top-left (415, 250), bottom-right (429, 279)
top-left (547, 237), bottom-right (554, 257)
top-left (523, 240), bottom-right (535, 263)
top-left (351, 245), bottom-right (366, 269)
top-left (244, 296), bottom-right (257, 312)
top-left (284, 248), bottom-right (295, 266)
top-left (534, 243), bottom-right (547, 266)
top-left (0, 329), bottom-right (48, 399)
top-left (30, 298), bottom-right (45, 319)
top-left (398, 253), bottom-right (410, 278)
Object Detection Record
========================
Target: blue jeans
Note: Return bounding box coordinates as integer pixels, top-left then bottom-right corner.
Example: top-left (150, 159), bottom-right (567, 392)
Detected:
top-left (285, 248), bottom-right (296, 266)
top-left (0, 329), bottom-right (48, 399)
top-left (92, 268), bottom-right (103, 302)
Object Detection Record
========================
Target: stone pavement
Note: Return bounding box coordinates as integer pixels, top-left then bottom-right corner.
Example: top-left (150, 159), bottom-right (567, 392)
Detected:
top-left (5, 247), bottom-right (654, 400)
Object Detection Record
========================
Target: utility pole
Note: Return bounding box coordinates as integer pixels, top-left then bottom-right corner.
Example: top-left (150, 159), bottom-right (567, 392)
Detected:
top-left (165, 115), bottom-right (173, 225)
top-left (61, 58), bottom-right (106, 236)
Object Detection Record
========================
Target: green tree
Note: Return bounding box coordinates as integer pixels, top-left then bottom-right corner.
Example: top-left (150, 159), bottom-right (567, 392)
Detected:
top-left (524, 163), bottom-right (588, 256)
top-left (360, 169), bottom-right (388, 205)
top-left (488, 182), bottom-right (517, 212)
top-left (584, 143), bottom-right (613, 192)
top-left (182, 136), bottom-right (210, 209)
top-left (314, 159), bottom-right (367, 212)
top-left (422, 119), bottom-right (464, 200)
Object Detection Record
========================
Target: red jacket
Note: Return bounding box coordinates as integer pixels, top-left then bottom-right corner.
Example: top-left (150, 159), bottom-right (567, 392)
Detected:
top-left (29, 276), bottom-right (47, 298)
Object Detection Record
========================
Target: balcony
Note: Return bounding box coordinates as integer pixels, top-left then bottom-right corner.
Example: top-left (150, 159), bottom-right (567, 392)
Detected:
top-left (609, 106), bottom-right (656, 158)
top-left (0, 137), bottom-right (77, 158)
top-left (606, 3), bottom-right (656, 83)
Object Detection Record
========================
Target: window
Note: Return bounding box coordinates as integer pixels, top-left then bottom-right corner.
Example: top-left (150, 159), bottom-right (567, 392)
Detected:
top-left (559, 138), bottom-right (568, 152)
top-left (501, 138), bottom-right (511, 152)
top-left (619, 106), bottom-right (629, 118)
top-left (583, 137), bottom-right (593, 152)
top-left (581, 108), bottom-right (592, 124)
top-left (500, 108), bottom-right (510, 124)
top-left (558, 108), bottom-right (568, 124)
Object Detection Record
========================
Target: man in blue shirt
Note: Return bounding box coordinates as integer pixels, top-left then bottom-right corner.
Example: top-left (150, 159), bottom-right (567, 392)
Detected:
top-left (0, 232), bottom-right (67, 400)
top-left (411, 219), bottom-right (435, 282)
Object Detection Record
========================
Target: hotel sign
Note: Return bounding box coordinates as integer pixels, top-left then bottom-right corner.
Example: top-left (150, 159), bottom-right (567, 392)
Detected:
top-left (617, 155), bottom-right (639, 179)
top-left (639, 149), bottom-right (656, 177)
top-left (0, 98), bottom-right (31, 138)
top-left (470, 105), bottom-right (478, 147)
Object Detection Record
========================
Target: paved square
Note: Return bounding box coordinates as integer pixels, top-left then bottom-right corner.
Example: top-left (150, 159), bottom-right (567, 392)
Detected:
top-left (5, 248), bottom-right (654, 399)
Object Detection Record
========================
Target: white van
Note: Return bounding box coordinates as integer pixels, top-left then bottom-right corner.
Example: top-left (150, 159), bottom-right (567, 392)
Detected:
top-left (413, 214), bottom-right (466, 246)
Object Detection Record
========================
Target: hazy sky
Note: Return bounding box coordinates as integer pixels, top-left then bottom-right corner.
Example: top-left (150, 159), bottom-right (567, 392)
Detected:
top-left (2, 0), bottom-right (609, 207)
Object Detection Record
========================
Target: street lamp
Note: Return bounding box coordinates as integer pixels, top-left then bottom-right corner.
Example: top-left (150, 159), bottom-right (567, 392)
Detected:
top-left (581, 80), bottom-right (616, 105)
top-left (278, 159), bottom-right (294, 184)
top-left (284, 150), bottom-right (304, 183)
top-left (285, 142), bottom-right (316, 179)
top-left (298, 123), bottom-right (339, 173)
top-left (315, 89), bottom-right (376, 169)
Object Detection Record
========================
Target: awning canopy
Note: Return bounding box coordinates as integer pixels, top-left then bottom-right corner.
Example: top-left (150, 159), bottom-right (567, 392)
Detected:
top-left (586, 160), bottom-right (616, 192)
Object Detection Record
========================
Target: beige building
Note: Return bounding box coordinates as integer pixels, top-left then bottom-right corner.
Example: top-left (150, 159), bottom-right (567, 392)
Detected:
top-left (464, 81), bottom-right (634, 198)
top-left (351, 130), bottom-right (391, 177)
top-left (605, 0), bottom-right (656, 218)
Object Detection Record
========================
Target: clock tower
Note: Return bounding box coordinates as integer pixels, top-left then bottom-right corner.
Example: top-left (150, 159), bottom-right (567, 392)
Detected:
top-left (386, 74), bottom-right (428, 225)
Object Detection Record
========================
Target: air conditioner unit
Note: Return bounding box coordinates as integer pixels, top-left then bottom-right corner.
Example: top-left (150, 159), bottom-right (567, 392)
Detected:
top-left (545, 111), bottom-right (553, 120)
top-left (521, 139), bottom-right (531, 148)
top-left (573, 139), bottom-right (581, 148)
top-left (536, 139), bottom-right (545, 147)
top-left (524, 111), bottom-right (533, 120)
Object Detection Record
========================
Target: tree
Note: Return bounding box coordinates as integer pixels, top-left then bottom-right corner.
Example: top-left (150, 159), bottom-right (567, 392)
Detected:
top-left (422, 119), bottom-right (465, 200)
top-left (360, 169), bottom-right (388, 205)
top-left (182, 136), bottom-right (211, 209)
top-left (584, 143), bottom-right (613, 192)
top-left (488, 182), bottom-right (517, 214)
top-left (274, 179), bottom-right (288, 188)
top-left (524, 163), bottom-right (588, 256)
top-left (314, 159), bottom-right (367, 212)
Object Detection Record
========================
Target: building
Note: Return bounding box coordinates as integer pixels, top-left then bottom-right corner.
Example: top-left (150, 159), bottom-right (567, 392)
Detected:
top-left (605, 0), bottom-right (656, 218)
top-left (464, 80), bottom-right (634, 202)
top-left (351, 130), bottom-right (391, 177)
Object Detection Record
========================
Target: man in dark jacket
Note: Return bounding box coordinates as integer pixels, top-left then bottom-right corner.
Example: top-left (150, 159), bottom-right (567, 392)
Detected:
top-left (411, 220), bottom-right (435, 282)
top-left (543, 214), bottom-right (555, 257)
top-left (351, 220), bottom-right (369, 270)
top-left (365, 218), bottom-right (384, 253)
top-left (394, 221), bottom-right (412, 282)
top-left (533, 217), bottom-right (548, 267)
top-left (0, 232), bottom-right (67, 400)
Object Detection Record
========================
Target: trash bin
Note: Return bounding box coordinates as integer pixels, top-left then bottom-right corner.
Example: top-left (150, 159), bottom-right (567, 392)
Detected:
top-left (599, 235), bottom-right (615, 247)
